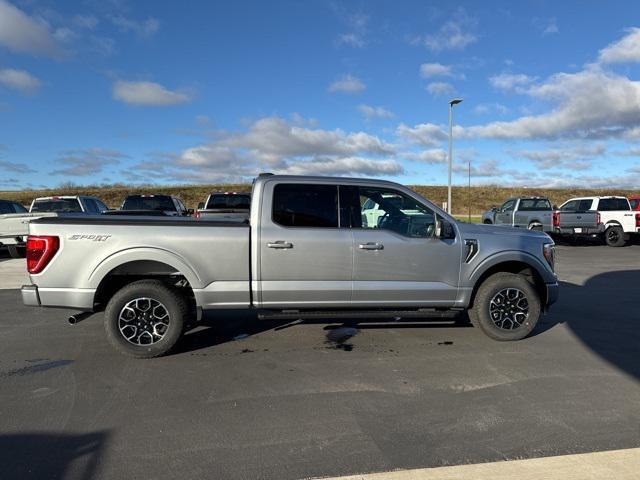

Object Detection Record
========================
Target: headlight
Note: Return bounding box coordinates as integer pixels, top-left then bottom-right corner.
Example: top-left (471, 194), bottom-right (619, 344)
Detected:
top-left (543, 243), bottom-right (555, 271)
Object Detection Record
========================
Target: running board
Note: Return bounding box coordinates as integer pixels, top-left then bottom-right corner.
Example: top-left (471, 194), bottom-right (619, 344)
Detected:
top-left (257, 308), bottom-right (460, 321)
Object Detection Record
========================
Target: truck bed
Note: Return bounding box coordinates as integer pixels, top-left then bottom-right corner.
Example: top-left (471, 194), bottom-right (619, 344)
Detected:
top-left (27, 216), bottom-right (251, 310)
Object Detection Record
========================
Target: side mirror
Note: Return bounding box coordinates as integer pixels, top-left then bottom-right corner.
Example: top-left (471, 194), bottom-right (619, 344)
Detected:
top-left (552, 205), bottom-right (558, 210)
top-left (491, 205), bottom-right (498, 212)
top-left (436, 217), bottom-right (455, 239)
top-left (197, 202), bottom-right (205, 210)
top-left (186, 209), bottom-right (194, 216)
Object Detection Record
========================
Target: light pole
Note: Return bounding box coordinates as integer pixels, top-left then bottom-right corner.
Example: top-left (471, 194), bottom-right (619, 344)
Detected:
top-left (447, 98), bottom-right (463, 215)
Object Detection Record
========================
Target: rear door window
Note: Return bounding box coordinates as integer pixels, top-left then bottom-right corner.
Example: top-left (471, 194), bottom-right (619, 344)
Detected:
top-left (0, 202), bottom-right (12, 214)
top-left (598, 198), bottom-right (630, 211)
top-left (272, 184), bottom-right (338, 228)
top-left (12, 202), bottom-right (27, 213)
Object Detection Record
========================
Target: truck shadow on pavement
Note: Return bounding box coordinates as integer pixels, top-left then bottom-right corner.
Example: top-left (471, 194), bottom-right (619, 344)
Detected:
top-left (177, 270), bottom-right (640, 382)
top-left (0, 431), bottom-right (109, 480)
top-left (538, 269), bottom-right (640, 380)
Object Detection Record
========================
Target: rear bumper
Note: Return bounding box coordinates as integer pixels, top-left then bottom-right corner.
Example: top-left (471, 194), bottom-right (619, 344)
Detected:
top-left (21, 284), bottom-right (95, 309)
top-left (545, 281), bottom-right (559, 310)
top-left (554, 225), bottom-right (604, 235)
top-left (21, 285), bottom-right (41, 306)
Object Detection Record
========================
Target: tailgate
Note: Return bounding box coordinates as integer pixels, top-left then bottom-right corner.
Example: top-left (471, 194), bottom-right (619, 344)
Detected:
top-left (558, 212), bottom-right (599, 228)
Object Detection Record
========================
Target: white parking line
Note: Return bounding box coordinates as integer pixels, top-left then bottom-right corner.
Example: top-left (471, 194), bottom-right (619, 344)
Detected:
top-left (0, 258), bottom-right (29, 289)
top-left (315, 448), bottom-right (640, 480)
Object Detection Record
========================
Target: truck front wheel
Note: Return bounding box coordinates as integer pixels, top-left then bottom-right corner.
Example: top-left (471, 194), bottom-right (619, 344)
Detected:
top-left (104, 279), bottom-right (189, 358)
top-left (469, 272), bottom-right (541, 341)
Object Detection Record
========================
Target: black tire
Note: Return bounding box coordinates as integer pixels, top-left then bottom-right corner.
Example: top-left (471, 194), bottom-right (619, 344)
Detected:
top-left (104, 279), bottom-right (190, 358)
top-left (469, 272), bottom-right (541, 341)
top-left (483, 220), bottom-right (492, 224)
top-left (604, 226), bottom-right (626, 247)
top-left (7, 244), bottom-right (25, 258)
top-left (528, 222), bottom-right (543, 232)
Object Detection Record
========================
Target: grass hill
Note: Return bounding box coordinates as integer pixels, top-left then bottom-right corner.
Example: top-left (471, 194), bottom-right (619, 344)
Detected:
top-left (1, 182), bottom-right (638, 215)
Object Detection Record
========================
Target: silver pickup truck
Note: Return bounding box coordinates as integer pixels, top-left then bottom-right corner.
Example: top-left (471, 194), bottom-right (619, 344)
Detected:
top-left (21, 175), bottom-right (559, 358)
top-left (482, 197), bottom-right (554, 232)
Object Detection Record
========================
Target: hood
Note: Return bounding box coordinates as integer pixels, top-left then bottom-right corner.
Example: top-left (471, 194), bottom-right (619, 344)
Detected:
top-left (456, 221), bottom-right (550, 240)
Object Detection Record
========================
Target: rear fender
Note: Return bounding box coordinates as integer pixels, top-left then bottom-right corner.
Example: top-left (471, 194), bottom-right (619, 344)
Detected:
top-left (88, 247), bottom-right (202, 290)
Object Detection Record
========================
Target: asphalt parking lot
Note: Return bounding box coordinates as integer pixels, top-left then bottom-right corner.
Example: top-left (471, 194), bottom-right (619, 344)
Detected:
top-left (0, 244), bottom-right (639, 480)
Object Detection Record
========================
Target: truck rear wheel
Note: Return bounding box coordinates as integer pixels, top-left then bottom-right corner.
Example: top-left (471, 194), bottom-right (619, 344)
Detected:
top-left (469, 272), bottom-right (541, 341)
top-left (604, 226), bottom-right (627, 247)
top-left (104, 279), bottom-right (189, 358)
top-left (7, 245), bottom-right (25, 258)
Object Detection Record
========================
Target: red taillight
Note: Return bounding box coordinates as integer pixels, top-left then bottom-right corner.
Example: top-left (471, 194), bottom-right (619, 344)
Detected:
top-left (597, 212), bottom-right (602, 225)
top-left (194, 210), bottom-right (200, 219)
top-left (636, 214), bottom-right (640, 228)
top-left (26, 235), bottom-right (59, 274)
top-left (552, 212), bottom-right (560, 228)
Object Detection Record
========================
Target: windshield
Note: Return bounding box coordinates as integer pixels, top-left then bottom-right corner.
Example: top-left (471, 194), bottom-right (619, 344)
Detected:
top-left (122, 195), bottom-right (176, 211)
top-left (206, 194), bottom-right (251, 210)
top-left (31, 198), bottom-right (82, 212)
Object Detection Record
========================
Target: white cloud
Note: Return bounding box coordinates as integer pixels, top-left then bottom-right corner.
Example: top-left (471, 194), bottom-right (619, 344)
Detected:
top-left (51, 148), bottom-right (127, 177)
top-left (466, 68), bottom-right (640, 140)
top-left (335, 11), bottom-right (368, 48)
top-left (72, 14), bottom-right (98, 29)
top-left (223, 116), bottom-right (394, 162)
top-left (419, 62), bottom-right (453, 78)
top-left (509, 144), bottom-right (606, 170)
top-left (538, 17), bottom-right (559, 36)
top-left (396, 123), bottom-right (447, 147)
top-left (278, 156), bottom-right (403, 176)
top-left (134, 116), bottom-right (401, 183)
top-left (328, 74), bottom-right (366, 94)
top-left (426, 81), bottom-right (454, 96)
top-left (358, 104), bottom-right (394, 120)
top-left (0, 159), bottom-right (36, 174)
top-left (411, 9), bottom-right (478, 52)
top-left (598, 27), bottom-right (640, 64)
top-left (0, 0), bottom-right (62, 57)
top-left (453, 159), bottom-right (502, 178)
top-left (489, 73), bottom-right (536, 93)
top-left (337, 33), bottom-right (365, 48)
top-left (112, 80), bottom-right (192, 107)
top-left (406, 149), bottom-right (447, 164)
top-left (0, 68), bottom-right (41, 93)
top-left (109, 15), bottom-right (160, 38)
top-left (473, 103), bottom-right (509, 115)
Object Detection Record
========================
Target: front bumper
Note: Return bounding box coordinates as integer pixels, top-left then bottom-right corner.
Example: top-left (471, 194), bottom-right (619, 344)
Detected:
top-left (545, 281), bottom-right (559, 310)
top-left (21, 285), bottom-right (41, 306)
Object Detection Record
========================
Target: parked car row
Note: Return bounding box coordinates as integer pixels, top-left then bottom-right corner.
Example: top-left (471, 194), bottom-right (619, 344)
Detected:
top-left (0, 192), bottom-right (242, 257)
top-left (483, 195), bottom-right (640, 247)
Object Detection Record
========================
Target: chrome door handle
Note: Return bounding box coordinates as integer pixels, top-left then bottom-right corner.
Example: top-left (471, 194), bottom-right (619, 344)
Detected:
top-left (267, 241), bottom-right (293, 249)
top-left (358, 242), bottom-right (383, 250)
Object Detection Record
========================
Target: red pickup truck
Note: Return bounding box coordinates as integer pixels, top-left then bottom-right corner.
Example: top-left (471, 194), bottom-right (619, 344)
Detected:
top-left (629, 196), bottom-right (640, 211)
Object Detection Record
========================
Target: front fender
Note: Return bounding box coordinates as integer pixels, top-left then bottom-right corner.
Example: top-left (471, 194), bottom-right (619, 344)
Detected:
top-left (467, 250), bottom-right (556, 286)
top-left (88, 247), bottom-right (202, 289)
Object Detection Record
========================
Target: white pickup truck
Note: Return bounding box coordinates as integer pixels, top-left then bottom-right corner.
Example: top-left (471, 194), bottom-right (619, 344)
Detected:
top-left (0, 195), bottom-right (109, 257)
top-left (556, 196), bottom-right (639, 247)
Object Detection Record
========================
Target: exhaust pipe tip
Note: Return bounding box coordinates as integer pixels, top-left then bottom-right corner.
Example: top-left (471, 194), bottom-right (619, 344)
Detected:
top-left (68, 311), bottom-right (92, 325)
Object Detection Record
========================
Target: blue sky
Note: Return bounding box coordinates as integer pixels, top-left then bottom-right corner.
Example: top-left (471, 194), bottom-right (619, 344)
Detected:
top-left (1, 0), bottom-right (640, 190)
